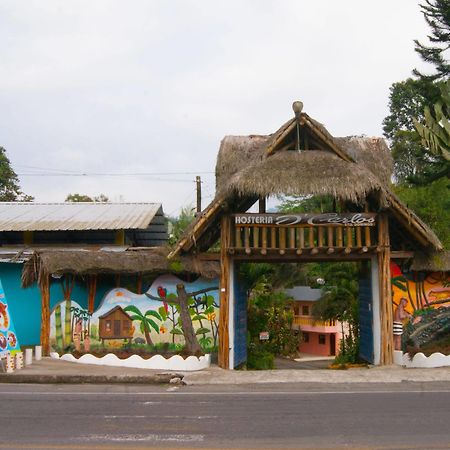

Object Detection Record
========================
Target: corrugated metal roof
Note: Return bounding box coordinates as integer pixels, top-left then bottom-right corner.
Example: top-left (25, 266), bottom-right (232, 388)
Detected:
top-left (0, 203), bottom-right (163, 231)
top-left (284, 286), bottom-right (323, 301)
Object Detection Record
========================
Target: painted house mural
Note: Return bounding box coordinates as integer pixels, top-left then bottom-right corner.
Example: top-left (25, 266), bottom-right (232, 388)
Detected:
top-left (49, 274), bottom-right (219, 355)
top-left (391, 262), bottom-right (450, 355)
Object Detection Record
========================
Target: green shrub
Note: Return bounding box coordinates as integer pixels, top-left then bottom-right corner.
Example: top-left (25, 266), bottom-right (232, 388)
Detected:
top-left (247, 343), bottom-right (275, 370)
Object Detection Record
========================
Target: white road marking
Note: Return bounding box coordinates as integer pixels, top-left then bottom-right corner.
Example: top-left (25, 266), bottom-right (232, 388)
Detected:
top-left (80, 433), bottom-right (204, 442)
top-left (140, 401), bottom-right (162, 405)
top-left (2, 389), bottom-right (450, 396)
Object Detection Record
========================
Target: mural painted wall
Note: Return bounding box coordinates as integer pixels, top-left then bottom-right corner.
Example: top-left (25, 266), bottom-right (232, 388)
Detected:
top-left (0, 279), bottom-right (20, 356)
top-left (391, 262), bottom-right (450, 355)
top-left (0, 263), bottom-right (110, 346)
top-left (50, 274), bottom-right (219, 355)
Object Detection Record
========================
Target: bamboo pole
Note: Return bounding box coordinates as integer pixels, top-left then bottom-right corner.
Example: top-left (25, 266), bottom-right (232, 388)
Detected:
top-left (261, 227), bottom-right (268, 255)
top-left (279, 227), bottom-right (286, 255)
top-left (356, 227), bottom-right (362, 247)
top-left (254, 226), bottom-right (260, 249)
top-left (270, 227), bottom-right (276, 249)
top-left (318, 227), bottom-right (324, 248)
top-left (244, 227), bottom-right (251, 255)
top-left (289, 228), bottom-right (295, 249)
top-left (235, 226), bottom-right (242, 249)
top-left (296, 227), bottom-right (304, 255)
top-left (337, 227), bottom-right (343, 248)
top-left (218, 216), bottom-right (231, 369)
top-left (378, 213), bottom-right (394, 365)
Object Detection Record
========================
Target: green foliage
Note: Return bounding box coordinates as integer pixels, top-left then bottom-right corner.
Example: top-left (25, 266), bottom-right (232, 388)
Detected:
top-left (413, 0), bottom-right (450, 81)
top-left (383, 78), bottom-right (443, 184)
top-left (0, 147), bottom-right (33, 201)
top-left (246, 343), bottom-right (275, 370)
top-left (247, 287), bottom-right (299, 357)
top-left (393, 178), bottom-right (450, 248)
top-left (414, 80), bottom-right (450, 162)
top-left (278, 195), bottom-right (335, 213)
top-left (168, 205), bottom-right (196, 246)
top-left (65, 193), bottom-right (109, 202)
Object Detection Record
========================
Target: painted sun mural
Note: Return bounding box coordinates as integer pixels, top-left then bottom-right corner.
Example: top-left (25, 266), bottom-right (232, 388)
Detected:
top-left (391, 262), bottom-right (450, 355)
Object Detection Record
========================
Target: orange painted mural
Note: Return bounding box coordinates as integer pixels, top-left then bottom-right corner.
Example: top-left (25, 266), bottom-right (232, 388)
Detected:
top-left (391, 262), bottom-right (450, 355)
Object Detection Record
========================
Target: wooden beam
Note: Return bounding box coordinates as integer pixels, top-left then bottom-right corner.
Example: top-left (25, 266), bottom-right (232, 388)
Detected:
top-left (301, 114), bottom-right (354, 163)
top-left (218, 215), bottom-right (231, 369)
top-left (390, 251), bottom-right (414, 259)
top-left (266, 120), bottom-right (296, 156)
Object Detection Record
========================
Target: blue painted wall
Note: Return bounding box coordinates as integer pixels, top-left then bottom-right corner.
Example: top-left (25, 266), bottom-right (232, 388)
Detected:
top-left (0, 263), bottom-right (111, 346)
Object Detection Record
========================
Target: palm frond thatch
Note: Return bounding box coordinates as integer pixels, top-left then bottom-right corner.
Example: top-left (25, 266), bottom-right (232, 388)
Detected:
top-left (21, 247), bottom-right (219, 288)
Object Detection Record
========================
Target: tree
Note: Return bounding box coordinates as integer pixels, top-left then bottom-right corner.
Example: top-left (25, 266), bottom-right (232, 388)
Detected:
top-left (168, 205), bottom-right (196, 246)
top-left (413, 0), bottom-right (450, 81)
top-left (65, 193), bottom-right (109, 202)
top-left (414, 80), bottom-right (450, 162)
top-left (383, 79), bottom-right (442, 184)
top-left (393, 178), bottom-right (450, 248)
top-left (312, 263), bottom-right (360, 362)
top-left (0, 147), bottom-right (33, 201)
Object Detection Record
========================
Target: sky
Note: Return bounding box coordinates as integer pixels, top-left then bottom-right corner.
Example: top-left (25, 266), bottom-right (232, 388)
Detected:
top-left (0, 1), bottom-right (433, 217)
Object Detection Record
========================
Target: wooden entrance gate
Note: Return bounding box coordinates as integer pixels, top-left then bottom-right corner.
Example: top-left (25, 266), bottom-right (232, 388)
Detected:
top-left (218, 212), bottom-right (394, 369)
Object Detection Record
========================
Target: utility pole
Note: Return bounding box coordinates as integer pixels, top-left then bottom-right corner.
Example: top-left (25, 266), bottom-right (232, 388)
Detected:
top-left (196, 176), bottom-right (202, 214)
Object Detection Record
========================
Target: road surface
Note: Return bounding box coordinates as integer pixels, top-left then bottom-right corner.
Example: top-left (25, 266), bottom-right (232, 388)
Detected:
top-left (2, 382), bottom-right (450, 449)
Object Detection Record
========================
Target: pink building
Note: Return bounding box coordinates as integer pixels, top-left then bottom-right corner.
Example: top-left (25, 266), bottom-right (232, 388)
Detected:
top-left (285, 286), bottom-right (342, 357)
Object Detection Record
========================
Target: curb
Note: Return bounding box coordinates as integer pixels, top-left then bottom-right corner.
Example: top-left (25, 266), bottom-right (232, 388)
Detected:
top-left (0, 372), bottom-right (185, 385)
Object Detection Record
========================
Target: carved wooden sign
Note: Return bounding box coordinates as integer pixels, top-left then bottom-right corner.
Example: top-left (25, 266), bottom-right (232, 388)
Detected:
top-left (233, 213), bottom-right (376, 227)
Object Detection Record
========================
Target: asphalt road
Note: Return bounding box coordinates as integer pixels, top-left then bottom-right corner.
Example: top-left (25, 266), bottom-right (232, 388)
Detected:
top-left (2, 382), bottom-right (450, 449)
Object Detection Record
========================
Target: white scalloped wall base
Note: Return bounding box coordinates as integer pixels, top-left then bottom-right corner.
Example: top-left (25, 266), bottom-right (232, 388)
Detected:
top-left (394, 350), bottom-right (450, 368)
top-left (50, 352), bottom-right (210, 371)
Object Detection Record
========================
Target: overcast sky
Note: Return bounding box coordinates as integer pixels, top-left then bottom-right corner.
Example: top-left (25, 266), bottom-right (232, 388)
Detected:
top-left (0, 1), bottom-right (432, 216)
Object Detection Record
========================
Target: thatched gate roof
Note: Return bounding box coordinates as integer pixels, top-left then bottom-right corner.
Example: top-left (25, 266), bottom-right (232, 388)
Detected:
top-left (170, 107), bottom-right (443, 259)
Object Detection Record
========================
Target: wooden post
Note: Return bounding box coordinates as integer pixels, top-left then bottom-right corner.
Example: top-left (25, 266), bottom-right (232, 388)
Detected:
top-left (115, 230), bottom-right (125, 245)
top-left (258, 197), bottom-right (266, 213)
top-left (40, 274), bottom-right (51, 356)
top-left (378, 213), bottom-right (393, 365)
top-left (88, 275), bottom-right (97, 313)
top-left (218, 215), bottom-right (231, 369)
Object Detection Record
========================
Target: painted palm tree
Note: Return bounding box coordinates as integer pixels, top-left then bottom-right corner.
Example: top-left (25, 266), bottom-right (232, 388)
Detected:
top-left (123, 305), bottom-right (162, 346)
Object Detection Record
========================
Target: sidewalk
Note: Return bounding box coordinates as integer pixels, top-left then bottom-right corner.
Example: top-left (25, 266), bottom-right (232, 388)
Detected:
top-left (1, 357), bottom-right (450, 385)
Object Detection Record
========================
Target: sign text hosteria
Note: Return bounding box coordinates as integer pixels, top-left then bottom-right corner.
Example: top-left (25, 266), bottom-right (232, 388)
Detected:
top-left (233, 213), bottom-right (376, 227)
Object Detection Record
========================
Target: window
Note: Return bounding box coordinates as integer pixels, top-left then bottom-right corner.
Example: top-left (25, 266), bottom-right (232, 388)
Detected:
top-left (302, 305), bottom-right (310, 316)
top-left (303, 332), bottom-right (309, 343)
top-left (318, 334), bottom-right (326, 345)
top-left (105, 320), bottom-right (111, 332)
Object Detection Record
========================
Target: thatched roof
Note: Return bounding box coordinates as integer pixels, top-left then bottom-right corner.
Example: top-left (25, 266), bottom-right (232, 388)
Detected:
top-left (221, 150), bottom-right (384, 205)
top-left (169, 108), bottom-right (443, 258)
top-left (411, 250), bottom-right (450, 272)
top-left (22, 247), bottom-right (220, 287)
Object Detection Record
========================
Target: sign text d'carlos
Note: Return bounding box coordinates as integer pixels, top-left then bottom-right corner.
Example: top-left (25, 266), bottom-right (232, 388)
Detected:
top-left (233, 213), bottom-right (376, 227)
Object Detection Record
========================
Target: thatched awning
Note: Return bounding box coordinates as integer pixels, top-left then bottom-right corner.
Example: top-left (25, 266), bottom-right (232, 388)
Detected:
top-left (22, 247), bottom-right (220, 287)
top-left (411, 250), bottom-right (450, 272)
